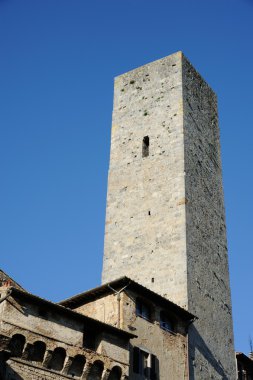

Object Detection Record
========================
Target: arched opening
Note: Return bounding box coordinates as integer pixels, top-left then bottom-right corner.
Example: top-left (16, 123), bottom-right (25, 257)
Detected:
top-left (87, 360), bottom-right (104, 380)
top-left (8, 334), bottom-right (26, 357)
top-left (108, 366), bottom-right (122, 380)
top-left (29, 341), bottom-right (46, 362)
top-left (48, 347), bottom-right (66, 371)
top-left (67, 354), bottom-right (86, 377)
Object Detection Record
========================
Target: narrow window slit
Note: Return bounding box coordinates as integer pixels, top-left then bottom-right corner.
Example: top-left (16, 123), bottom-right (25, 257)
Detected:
top-left (142, 136), bottom-right (149, 157)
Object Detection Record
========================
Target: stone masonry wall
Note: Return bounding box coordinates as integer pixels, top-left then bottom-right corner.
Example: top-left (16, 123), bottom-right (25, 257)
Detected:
top-left (0, 292), bottom-right (129, 379)
top-left (1, 295), bottom-right (83, 347)
top-left (5, 358), bottom-right (71, 380)
top-left (182, 56), bottom-right (236, 379)
top-left (75, 291), bottom-right (188, 380)
top-left (121, 291), bottom-right (188, 380)
top-left (102, 52), bottom-right (188, 307)
top-left (76, 294), bottom-right (119, 328)
top-left (102, 52), bottom-right (236, 379)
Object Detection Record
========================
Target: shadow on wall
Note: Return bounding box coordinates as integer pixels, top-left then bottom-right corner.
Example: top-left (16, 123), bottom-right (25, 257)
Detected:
top-left (1, 362), bottom-right (23, 380)
top-left (188, 325), bottom-right (229, 379)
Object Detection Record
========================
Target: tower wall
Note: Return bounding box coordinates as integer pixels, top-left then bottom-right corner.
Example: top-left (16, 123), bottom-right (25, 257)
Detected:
top-left (102, 52), bottom-right (236, 379)
top-left (103, 52), bottom-right (188, 306)
top-left (182, 56), bottom-right (235, 378)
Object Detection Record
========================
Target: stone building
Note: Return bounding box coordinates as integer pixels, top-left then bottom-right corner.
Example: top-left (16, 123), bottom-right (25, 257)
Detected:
top-left (0, 276), bottom-right (133, 379)
top-left (0, 52), bottom-right (243, 379)
top-left (102, 51), bottom-right (236, 379)
top-left (236, 352), bottom-right (253, 380)
top-left (60, 277), bottom-right (195, 379)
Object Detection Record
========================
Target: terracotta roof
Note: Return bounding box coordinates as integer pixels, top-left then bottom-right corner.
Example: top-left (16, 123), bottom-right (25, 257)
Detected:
top-left (0, 269), bottom-right (26, 291)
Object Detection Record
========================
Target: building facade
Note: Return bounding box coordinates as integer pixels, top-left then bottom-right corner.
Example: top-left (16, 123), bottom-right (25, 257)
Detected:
top-left (0, 278), bottom-right (132, 380)
top-left (60, 277), bottom-right (195, 379)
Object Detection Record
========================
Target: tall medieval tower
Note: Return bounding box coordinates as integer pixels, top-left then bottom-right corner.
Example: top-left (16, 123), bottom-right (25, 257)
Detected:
top-left (102, 52), bottom-right (236, 379)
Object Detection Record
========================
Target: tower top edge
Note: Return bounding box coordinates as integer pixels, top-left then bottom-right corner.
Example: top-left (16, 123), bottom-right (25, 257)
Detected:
top-left (114, 50), bottom-right (184, 80)
top-left (114, 51), bottom-right (216, 97)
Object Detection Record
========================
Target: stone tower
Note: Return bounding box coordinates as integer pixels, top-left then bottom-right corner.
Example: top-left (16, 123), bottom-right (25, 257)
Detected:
top-left (102, 52), bottom-right (236, 379)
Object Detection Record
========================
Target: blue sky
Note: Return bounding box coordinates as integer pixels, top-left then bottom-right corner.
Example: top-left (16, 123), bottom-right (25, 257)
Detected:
top-left (0, 0), bottom-right (252, 354)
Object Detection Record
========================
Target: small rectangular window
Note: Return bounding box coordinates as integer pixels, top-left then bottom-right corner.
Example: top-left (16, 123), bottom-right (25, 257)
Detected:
top-left (142, 136), bottom-right (149, 157)
top-left (160, 311), bottom-right (174, 332)
top-left (133, 347), bottom-right (158, 380)
top-left (136, 298), bottom-right (152, 321)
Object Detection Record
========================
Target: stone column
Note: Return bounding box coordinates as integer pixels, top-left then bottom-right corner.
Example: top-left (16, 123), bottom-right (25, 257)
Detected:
top-left (81, 361), bottom-right (92, 379)
top-left (62, 356), bottom-right (73, 375)
top-left (21, 342), bottom-right (32, 360)
top-left (42, 350), bottom-right (53, 368)
top-left (101, 368), bottom-right (110, 380)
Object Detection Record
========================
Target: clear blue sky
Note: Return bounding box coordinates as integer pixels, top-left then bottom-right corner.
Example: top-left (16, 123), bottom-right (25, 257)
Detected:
top-left (0, 0), bottom-right (252, 354)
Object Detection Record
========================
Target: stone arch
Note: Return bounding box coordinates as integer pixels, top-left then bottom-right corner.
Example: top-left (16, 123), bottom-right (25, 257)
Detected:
top-left (8, 334), bottom-right (26, 357)
top-left (87, 360), bottom-right (104, 380)
top-left (28, 340), bottom-right (46, 362)
top-left (67, 354), bottom-right (86, 377)
top-left (108, 366), bottom-right (122, 380)
top-left (48, 347), bottom-right (66, 371)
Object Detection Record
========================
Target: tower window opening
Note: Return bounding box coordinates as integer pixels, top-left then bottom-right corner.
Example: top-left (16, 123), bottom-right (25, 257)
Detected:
top-left (142, 136), bottom-right (149, 158)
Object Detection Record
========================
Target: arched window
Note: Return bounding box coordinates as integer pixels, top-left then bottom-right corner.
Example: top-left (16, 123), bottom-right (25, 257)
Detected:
top-left (28, 341), bottom-right (46, 362)
top-left (160, 311), bottom-right (174, 332)
top-left (87, 360), bottom-right (104, 380)
top-left (8, 334), bottom-right (26, 357)
top-left (136, 298), bottom-right (152, 321)
top-left (67, 355), bottom-right (86, 377)
top-left (48, 347), bottom-right (66, 371)
top-left (108, 366), bottom-right (122, 380)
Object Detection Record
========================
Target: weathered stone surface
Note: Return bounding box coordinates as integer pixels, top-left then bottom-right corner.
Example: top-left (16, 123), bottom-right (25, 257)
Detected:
top-left (75, 287), bottom-right (189, 379)
top-left (0, 287), bottom-right (129, 379)
top-left (102, 52), bottom-right (236, 379)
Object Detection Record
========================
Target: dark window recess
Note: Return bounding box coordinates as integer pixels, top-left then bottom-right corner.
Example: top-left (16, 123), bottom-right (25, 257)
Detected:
top-left (48, 347), bottom-right (66, 371)
top-left (83, 329), bottom-right (98, 351)
top-left (142, 136), bottom-right (149, 157)
top-left (68, 355), bottom-right (86, 377)
top-left (133, 347), bottom-right (140, 373)
top-left (136, 298), bottom-right (152, 321)
top-left (87, 360), bottom-right (104, 380)
top-left (108, 366), bottom-right (122, 380)
top-left (8, 334), bottom-right (26, 357)
top-left (160, 311), bottom-right (174, 332)
top-left (28, 341), bottom-right (46, 362)
top-left (133, 347), bottom-right (158, 380)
